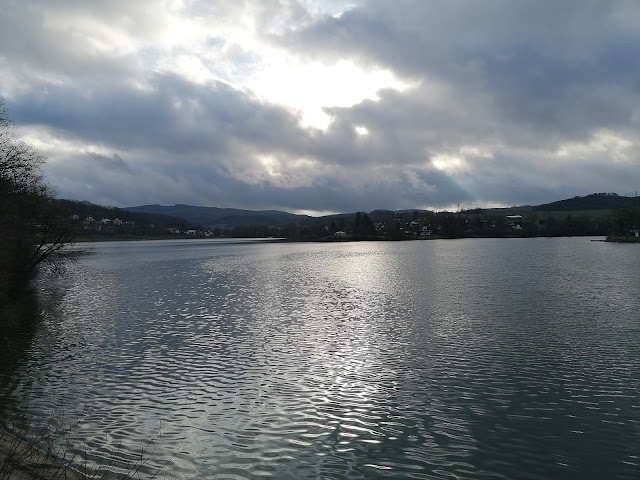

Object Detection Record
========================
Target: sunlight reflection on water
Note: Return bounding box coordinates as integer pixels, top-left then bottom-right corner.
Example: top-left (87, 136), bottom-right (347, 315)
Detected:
top-left (2, 238), bottom-right (640, 479)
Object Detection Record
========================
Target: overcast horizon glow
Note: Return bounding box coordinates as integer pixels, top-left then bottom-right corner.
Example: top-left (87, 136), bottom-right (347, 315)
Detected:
top-left (1, 0), bottom-right (639, 215)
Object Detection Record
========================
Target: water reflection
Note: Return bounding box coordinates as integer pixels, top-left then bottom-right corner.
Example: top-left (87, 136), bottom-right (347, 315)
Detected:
top-left (2, 238), bottom-right (640, 479)
top-left (0, 289), bottom-right (42, 401)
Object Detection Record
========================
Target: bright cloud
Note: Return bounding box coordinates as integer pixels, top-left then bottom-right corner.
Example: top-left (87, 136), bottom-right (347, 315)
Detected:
top-left (248, 57), bottom-right (409, 129)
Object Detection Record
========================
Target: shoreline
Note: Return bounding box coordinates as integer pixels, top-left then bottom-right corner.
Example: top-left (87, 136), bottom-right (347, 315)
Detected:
top-left (0, 425), bottom-right (86, 480)
top-left (605, 236), bottom-right (640, 243)
top-left (70, 234), bottom-right (613, 243)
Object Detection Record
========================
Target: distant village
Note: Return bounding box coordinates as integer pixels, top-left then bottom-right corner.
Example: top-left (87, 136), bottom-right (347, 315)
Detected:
top-left (70, 214), bottom-right (214, 238)
top-left (223, 209), bottom-right (617, 241)
top-left (69, 209), bottom-right (536, 241)
top-left (315, 212), bottom-right (548, 241)
top-left (68, 208), bottom-right (637, 242)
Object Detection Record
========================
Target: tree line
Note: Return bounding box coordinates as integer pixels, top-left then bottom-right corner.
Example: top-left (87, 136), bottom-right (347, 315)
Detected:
top-left (224, 205), bottom-right (640, 241)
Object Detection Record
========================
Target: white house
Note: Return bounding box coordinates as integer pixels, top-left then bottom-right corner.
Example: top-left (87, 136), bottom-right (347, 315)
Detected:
top-left (506, 215), bottom-right (523, 229)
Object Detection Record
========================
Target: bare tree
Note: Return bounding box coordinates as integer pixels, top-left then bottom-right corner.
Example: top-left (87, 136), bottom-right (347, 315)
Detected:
top-left (0, 100), bottom-right (74, 297)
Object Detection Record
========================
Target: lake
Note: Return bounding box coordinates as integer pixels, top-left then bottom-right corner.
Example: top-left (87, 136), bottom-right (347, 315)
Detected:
top-left (1, 237), bottom-right (640, 479)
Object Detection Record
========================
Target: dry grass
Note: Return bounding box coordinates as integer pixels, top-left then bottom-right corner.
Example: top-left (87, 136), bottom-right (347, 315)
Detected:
top-left (0, 413), bottom-right (186, 480)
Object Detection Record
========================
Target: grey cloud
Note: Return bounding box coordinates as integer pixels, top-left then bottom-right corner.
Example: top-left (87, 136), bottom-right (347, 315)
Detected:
top-left (0, 1), bottom-right (143, 83)
top-left (287, 0), bottom-right (640, 139)
top-left (88, 152), bottom-right (133, 173)
top-left (8, 73), bottom-right (309, 157)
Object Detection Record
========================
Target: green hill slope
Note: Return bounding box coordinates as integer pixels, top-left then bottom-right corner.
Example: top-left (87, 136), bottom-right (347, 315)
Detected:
top-left (126, 204), bottom-right (310, 227)
top-left (534, 193), bottom-right (639, 211)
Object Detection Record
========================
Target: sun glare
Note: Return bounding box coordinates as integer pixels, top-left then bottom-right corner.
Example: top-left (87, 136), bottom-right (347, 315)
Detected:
top-left (431, 154), bottom-right (468, 174)
top-left (249, 58), bottom-right (409, 130)
top-left (291, 208), bottom-right (342, 216)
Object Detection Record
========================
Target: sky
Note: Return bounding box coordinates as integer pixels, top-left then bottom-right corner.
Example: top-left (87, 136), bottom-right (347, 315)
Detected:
top-left (1, 0), bottom-right (639, 215)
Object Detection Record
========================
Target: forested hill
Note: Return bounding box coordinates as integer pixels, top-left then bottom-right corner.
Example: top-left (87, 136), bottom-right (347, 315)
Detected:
top-left (124, 194), bottom-right (640, 229)
top-left (533, 193), bottom-right (639, 211)
top-left (126, 204), bottom-right (310, 228)
top-left (54, 199), bottom-right (203, 230)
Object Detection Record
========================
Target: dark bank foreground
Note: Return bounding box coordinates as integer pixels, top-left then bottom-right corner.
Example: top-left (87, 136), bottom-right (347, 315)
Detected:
top-left (0, 426), bottom-right (85, 480)
top-left (0, 290), bottom-right (86, 480)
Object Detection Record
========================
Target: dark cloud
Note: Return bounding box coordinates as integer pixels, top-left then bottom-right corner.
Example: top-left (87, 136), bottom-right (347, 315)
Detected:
top-left (8, 73), bottom-right (311, 157)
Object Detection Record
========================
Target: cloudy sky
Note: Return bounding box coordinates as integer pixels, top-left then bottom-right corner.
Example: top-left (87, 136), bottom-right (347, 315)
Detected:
top-left (1, 0), bottom-right (639, 214)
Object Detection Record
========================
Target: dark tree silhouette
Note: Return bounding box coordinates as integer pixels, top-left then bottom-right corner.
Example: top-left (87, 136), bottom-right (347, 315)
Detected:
top-left (0, 101), bottom-right (74, 299)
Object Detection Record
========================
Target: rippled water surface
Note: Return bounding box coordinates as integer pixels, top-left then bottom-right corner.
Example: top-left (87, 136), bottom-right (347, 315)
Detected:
top-left (2, 238), bottom-right (640, 479)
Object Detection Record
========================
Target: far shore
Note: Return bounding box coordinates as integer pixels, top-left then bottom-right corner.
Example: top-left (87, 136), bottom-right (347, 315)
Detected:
top-left (70, 234), bottom-right (619, 244)
top-left (72, 234), bottom-right (190, 242)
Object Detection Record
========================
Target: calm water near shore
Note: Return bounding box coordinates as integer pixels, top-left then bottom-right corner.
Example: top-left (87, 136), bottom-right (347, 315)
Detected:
top-left (1, 237), bottom-right (640, 479)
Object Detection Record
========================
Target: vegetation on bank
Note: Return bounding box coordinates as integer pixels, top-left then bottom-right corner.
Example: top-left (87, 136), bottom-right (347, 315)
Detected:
top-left (606, 235), bottom-right (640, 243)
top-left (0, 102), bottom-right (76, 302)
top-left (535, 192), bottom-right (640, 211)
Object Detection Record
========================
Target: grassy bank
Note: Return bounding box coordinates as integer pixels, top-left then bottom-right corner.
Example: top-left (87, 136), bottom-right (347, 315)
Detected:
top-left (606, 236), bottom-right (640, 243)
top-left (0, 419), bottom-right (179, 480)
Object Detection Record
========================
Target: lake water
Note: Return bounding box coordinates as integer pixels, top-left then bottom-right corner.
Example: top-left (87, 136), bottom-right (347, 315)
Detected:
top-left (2, 237), bottom-right (640, 479)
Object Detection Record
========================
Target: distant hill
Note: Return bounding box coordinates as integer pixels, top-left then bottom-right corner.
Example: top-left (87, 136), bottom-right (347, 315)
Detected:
top-left (79, 192), bottom-right (640, 232)
top-left (533, 193), bottom-right (639, 211)
top-left (125, 204), bottom-right (311, 228)
top-left (55, 199), bottom-right (203, 229)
